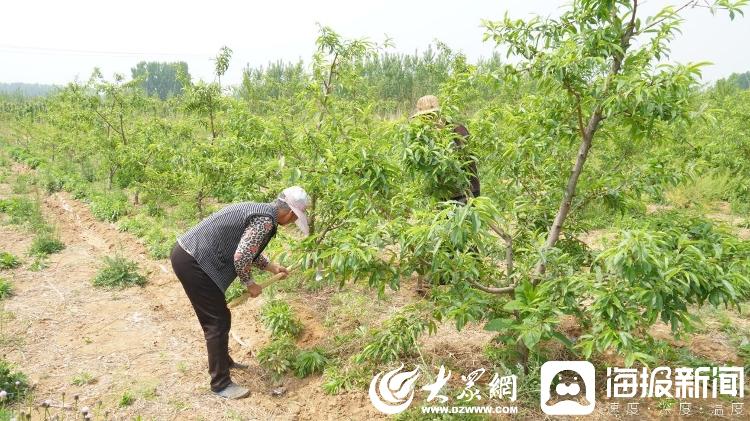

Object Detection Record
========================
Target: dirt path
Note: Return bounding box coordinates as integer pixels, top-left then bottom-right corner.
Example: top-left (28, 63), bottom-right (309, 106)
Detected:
top-left (1, 188), bottom-right (380, 420)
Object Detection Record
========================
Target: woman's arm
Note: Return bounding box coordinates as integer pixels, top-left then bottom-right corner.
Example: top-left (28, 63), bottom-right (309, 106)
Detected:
top-left (234, 216), bottom-right (275, 286)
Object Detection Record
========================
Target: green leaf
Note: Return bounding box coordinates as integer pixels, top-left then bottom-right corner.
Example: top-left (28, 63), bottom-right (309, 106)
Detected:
top-left (484, 318), bottom-right (513, 332)
top-left (521, 330), bottom-right (542, 349)
top-left (550, 331), bottom-right (573, 348)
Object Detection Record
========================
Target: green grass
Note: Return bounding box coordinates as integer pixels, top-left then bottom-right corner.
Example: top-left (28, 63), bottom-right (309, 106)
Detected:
top-left (11, 173), bottom-right (36, 194)
top-left (39, 169), bottom-right (65, 193)
top-left (8, 147), bottom-right (42, 169)
top-left (323, 291), bottom-right (369, 329)
top-left (28, 255), bottom-right (49, 271)
top-left (0, 277), bottom-right (12, 299)
top-left (118, 390), bottom-right (135, 407)
top-left (92, 256), bottom-right (147, 289)
top-left (0, 252), bottom-right (21, 270)
top-left (0, 358), bottom-right (29, 403)
top-left (117, 214), bottom-right (152, 236)
top-left (117, 215), bottom-right (175, 259)
top-left (71, 371), bottom-right (96, 386)
top-left (144, 229), bottom-right (174, 259)
top-left (29, 233), bottom-right (65, 256)
top-left (664, 171), bottom-right (733, 210)
top-left (65, 179), bottom-right (91, 200)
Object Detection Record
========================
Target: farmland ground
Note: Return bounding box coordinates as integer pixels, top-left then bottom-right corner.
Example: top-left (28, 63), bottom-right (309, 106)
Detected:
top-left (0, 167), bottom-right (383, 420)
top-left (1, 164), bottom-right (750, 420)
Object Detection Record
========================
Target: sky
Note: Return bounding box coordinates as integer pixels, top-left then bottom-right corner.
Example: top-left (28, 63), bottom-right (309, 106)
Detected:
top-left (1, 0), bottom-right (749, 86)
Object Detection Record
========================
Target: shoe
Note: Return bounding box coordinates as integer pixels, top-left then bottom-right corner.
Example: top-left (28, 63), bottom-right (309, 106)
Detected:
top-left (214, 382), bottom-right (251, 399)
top-left (231, 361), bottom-right (249, 370)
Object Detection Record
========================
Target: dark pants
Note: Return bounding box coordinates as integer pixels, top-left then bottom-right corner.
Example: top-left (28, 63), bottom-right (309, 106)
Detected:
top-left (170, 243), bottom-right (234, 392)
top-left (450, 188), bottom-right (480, 204)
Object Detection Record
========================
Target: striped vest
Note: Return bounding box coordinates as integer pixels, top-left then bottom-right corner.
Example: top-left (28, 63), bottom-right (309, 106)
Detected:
top-left (178, 202), bottom-right (278, 292)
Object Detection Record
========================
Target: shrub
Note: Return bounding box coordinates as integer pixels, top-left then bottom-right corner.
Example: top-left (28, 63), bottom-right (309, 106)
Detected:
top-left (260, 299), bottom-right (302, 338)
top-left (257, 336), bottom-right (298, 379)
top-left (0, 252), bottom-right (21, 270)
top-left (90, 193), bottom-right (130, 222)
top-left (117, 215), bottom-right (151, 236)
top-left (0, 197), bottom-right (46, 231)
top-left (29, 234), bottom-right (65, 256)
top-left (0, 359), bottom-right (29, 403)
top-left (39, 169), bottom-right (64, 193)
top-left (293, 348), bottom-right (328, 378)
top-left (65, 180), bottom-right (90, 200)
top-left (145, 202), bottom-right (165, 217)
top-left (0, 278), bottom-right (12, 300)
top-left (92, 256), bottom-right (147, 289)
top-left (9, 147), bottom-right (42, 169)
top-left (568, 212), bottom-right (750, 365)
top-left (144, 229), bottom-right (173, 259)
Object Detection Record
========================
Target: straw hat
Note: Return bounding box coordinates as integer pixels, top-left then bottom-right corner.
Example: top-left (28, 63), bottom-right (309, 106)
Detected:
top-left (411, 95), bottom-right (440, 118)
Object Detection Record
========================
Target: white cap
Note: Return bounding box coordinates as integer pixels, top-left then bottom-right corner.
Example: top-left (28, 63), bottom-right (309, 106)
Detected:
top-left (278, 186), bottom-right (311, 236)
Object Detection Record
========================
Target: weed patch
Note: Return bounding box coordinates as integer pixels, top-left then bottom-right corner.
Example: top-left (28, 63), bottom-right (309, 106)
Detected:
top-left (92, 256), bottom-right (147, 289)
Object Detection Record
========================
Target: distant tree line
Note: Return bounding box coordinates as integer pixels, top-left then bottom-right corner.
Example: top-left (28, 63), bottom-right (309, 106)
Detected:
top-left (131, 61), bottom-right (191, 100)
top-left (237, 44), bottom-right (506, 115)
top-left (0, 83), bottom-right (59, 97)
top-left (716, 71), bottom-right (750, 90)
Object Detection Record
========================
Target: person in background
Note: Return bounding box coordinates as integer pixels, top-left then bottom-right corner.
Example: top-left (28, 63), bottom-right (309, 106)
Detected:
top-left (412, 96), bottom-right (481, 294)
top-left (170, 186), bottom-right (310, 399)
top-left (411, 95), bottom-right (480, 203)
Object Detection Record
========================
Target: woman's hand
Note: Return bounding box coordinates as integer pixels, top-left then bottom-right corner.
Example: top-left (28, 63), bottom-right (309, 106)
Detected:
top-left (267, 262), bottom-right (289, 275)
top-left (246, 270), bottom-right (288, 298)
top-left (246, 283), bottom-right (263, 298)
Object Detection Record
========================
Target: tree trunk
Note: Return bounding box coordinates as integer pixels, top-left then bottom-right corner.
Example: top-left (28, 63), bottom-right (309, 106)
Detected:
top-left (209, 109), bottom-right (216, 142)
top-left (196, 190), bottom-right (204, 217)
top-left (107, 166), bottom-right (116, 190)
top-left (533, 112), bottom-right (602, 278)
top-left (514, 311), bottom-right (530, 373)
top-left (119, 112), bottom-right (127, 145)
top-left (308, 194), bottom-right (317, 236)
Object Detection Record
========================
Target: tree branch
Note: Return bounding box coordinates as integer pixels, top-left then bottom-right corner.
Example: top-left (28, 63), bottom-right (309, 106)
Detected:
top-left (94, 109), bottom-right (124, 139)
top-left (563, 77), bottom-right (586, 140)
top-left (470, 222), bottom-right (516, 294)
top-left (532, 0), bottom-right (639, 281)
top-left (489, 222), bottom-right (514, 278)
top-left (469, 280), bottom-right (516, 295)
top-left (315, 219), bottom-right (347, 245)
top-left (638, 0), bottom-right (695, 34)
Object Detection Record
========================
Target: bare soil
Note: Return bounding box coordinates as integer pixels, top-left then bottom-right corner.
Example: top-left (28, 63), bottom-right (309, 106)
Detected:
top-left (1, 188), bottom-right (382, 420)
